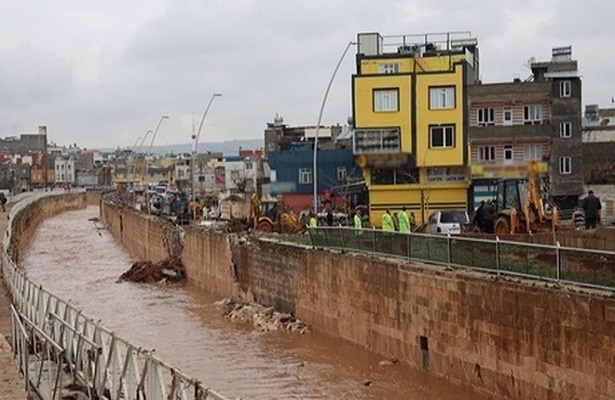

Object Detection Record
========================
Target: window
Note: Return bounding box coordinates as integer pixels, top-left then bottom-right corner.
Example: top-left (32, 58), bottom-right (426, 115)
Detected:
top-left (503, 107), bottom-right (513, 126)
top-left (559, 156), bottom-right (572, 174)
top-left (560, 122), bottom-right (572, 138)
top-left (477, 108), bottom-right (495, 126)
top-left (429, 87), bottom-right (455, 109)
top-left (245, 161), bottom-right (253, 170)
top-left (298, 168), bottom-right (312, 184)
top-left (523, 105), bottom-right (542, 125)
top-left (354, 128), bottom-right (401, 154)
top-left (429, 125), bottom-right (455, 148)
top-left (560, 81), bottom-right (571, 98)
top-left (371, 167), bottom-right (419, 185)
top-left (503, 145), bottom-right (513, 161)
top-left (478, 146), bottom-right (496, 162)
top-left (524, 144), bottom-right (542, 161)
top-left (379, 63), bottom-right (399, 74)
top-left (374, 89), bottom-right (399, 112)
top-left (336, 166), bottom-right (347, 181)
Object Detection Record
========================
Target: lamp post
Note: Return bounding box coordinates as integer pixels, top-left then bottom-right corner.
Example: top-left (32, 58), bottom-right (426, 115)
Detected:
top-left (191, 93), bottom-right (222, 200)
top-left (129, 132), bottom-right (147, 189)
top-left (131, 129), bottom-right (152, 192)
top-left (145, 116), bottom-right (169, 214)
top-left (312, 41), bottom-right (355, 214)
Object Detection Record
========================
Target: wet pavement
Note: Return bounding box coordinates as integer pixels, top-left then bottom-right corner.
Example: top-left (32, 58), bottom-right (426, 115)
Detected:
top-left (22, 206), bottom-right (491, 400)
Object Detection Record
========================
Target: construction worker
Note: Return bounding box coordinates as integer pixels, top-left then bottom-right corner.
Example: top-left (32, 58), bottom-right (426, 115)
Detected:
top-left (202, 204), bottom-right (209, 220)
top-left (308, 212), bottom-right (318, 234)
top-left (382, 209), bottom-right (394, 233)
top-left (354, 210), bottom-right (363, 235)
top-left (398, 206), bottom-right (410, 233)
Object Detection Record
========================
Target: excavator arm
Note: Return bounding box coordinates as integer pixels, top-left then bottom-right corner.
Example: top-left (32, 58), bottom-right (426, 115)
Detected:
top-left (523, 160), bottom-right (559, 233)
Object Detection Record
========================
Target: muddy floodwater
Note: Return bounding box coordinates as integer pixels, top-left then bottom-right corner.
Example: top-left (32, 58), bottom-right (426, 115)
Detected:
top-left (22, 206), bottom-right (490, 400)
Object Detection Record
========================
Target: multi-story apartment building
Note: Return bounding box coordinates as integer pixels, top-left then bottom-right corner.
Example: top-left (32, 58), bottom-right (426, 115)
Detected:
top-left (192, 152), bottom-right (225, 198)
top-left (54, 157), bottom-right (75, 185)
top-left (352, 32), bottom-right (480, 225)
top-left (0, 125), bottom-right (47, 155)
top-left (265, 115), bottom-right (361, 214)
top-left (224, 154), bottom-right (260, 195)
top-left (468, 46), bottom-right (583, 211)
top-left (582, 105), bottom-right (615, 184)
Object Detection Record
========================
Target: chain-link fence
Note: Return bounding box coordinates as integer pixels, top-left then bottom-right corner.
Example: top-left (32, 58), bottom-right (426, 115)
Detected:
top-left (309, 226), bottom-right (615, 291)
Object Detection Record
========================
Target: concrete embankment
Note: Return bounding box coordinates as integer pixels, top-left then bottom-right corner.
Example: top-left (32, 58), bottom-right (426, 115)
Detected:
top-left (101, 200), bottom-right (615, 400)
top-left (1, 192), bottom-right (88, 400)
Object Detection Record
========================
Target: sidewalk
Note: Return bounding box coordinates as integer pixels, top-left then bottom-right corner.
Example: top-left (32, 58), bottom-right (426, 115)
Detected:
top-left (0, 206), bottom-right (29, 400)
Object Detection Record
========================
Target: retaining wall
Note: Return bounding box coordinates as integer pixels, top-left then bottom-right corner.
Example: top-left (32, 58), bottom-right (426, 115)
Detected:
top-left (9, 193), bottom-right (87, 263)
top-left (100, 202), bottom-right (180, 263)
top-left (100, 200), bottom-right (615, 400)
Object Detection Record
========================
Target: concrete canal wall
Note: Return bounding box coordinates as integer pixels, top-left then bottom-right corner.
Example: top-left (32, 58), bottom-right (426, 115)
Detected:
top-left (100, 201), bottom-right (615, 400)
top-left (8, 192), bottom-right (87, 263)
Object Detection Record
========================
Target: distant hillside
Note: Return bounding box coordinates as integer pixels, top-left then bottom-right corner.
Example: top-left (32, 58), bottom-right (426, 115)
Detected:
top-left (104, 139), bottom-right (264, 156)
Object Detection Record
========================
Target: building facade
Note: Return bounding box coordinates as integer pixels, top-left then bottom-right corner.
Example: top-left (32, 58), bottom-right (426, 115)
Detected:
top-left (265, 116), bottom-right (361, 214)
top-left (54, 157), bottom-right (75, 185)
top-left (582, 105), bottom-right (615, 184)
top-left (467, 46), bottom-right (583, 211)
top-left (352, 32), bottom-right (480, 226)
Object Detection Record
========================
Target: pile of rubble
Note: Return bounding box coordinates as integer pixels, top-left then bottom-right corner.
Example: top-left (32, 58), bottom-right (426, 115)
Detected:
top-left (217, 299), bottom-right (310, 334)
top-left (118, 257), bottom-right (185, 284)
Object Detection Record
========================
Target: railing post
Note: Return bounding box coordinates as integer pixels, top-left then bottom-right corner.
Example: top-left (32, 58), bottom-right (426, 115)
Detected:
top-left (372, 229), bottom-right (377, 253)
top-left (407, 232), bottom-right (411, 260)
top-left (447, 233), bottom-right (452, 267)
top-left (556, 241), bottom-right (561, 281)
top-left (495, 236), bottom-right (500, 277)
top-left (339, 226), bottom-right (345, 249)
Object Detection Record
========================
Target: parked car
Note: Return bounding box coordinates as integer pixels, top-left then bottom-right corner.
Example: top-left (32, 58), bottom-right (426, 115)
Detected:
top-left (424, 210), bottom-right (470, 234)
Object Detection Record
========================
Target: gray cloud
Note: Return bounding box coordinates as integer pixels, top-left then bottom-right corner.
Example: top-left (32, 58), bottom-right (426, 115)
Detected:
top-left (0, 0), bottom-right (613, 148)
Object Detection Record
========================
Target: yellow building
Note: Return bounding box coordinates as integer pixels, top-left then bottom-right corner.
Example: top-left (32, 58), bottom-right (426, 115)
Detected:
top-left (352, 32), bottom-right (480, 226)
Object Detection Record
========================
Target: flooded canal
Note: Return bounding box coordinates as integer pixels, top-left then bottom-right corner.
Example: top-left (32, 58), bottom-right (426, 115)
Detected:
top-left (22, 206), bottom-right (490, 399)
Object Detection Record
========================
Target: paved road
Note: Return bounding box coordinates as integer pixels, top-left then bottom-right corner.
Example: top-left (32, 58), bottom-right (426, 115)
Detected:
top-left (0, 206), bottom-right (29, 400)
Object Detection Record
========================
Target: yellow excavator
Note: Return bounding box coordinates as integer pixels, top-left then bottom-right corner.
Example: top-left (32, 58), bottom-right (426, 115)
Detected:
top-left (493, 161), bottom-right (560, 235)
top-left (250, 193), bottom-right (301, 234)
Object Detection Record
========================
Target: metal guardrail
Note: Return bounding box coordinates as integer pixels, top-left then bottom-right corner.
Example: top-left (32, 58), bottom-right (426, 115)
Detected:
top-left (2, 191), bottom-right (230, 400)
top-left (309, 227), bottom-right (615, 291)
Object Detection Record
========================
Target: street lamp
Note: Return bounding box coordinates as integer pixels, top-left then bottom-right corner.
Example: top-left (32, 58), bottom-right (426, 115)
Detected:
top-left (129, 131), bottom-right (150, 189)
top-left (312, 41), bottom-right (355, 213)
top-left (191, 93), bottom-right (222, 200)
top-left (148, 115), bottom-right (170, 158)
top-left (136, 129), bottom-right (153, 154)
top-left (145, 115), bottom-right (169, 214)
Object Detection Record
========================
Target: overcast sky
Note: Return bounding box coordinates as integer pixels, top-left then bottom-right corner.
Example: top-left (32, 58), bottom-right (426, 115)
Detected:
top-left (1, 0), bottom-right (612, 149)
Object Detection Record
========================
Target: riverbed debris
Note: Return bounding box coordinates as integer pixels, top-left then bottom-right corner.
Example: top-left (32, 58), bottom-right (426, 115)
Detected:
top-left (378, 357), bottom-right (399, 367)
top-left (118, 257), bottom-right (185, 284)
top-left (218, 299), bottom-right (311, 334)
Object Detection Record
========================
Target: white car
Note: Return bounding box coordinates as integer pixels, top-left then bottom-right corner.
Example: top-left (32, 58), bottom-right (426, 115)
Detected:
top-left (424, 210), bottom-right (470, 234)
